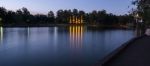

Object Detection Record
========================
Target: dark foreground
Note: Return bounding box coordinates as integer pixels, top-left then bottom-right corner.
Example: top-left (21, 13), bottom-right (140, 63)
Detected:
top-left (100, 36), bottom-right (150, 66)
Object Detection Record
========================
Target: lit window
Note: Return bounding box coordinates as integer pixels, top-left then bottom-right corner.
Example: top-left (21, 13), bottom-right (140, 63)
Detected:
top-left (69, 16), bottom-right (83, 24)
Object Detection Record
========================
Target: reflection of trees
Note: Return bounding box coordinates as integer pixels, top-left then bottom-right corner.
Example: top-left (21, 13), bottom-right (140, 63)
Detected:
top-left (53, 27), bottom-right (58, 45)
top-left (69, 26), bottom-right (84, 48)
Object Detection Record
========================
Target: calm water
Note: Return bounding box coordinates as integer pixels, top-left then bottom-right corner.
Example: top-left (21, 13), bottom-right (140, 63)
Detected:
top-left (0, 26), bottom-right (135, 66)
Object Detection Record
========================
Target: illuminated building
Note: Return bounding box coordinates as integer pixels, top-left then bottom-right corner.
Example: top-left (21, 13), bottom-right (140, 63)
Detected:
top-left (69, 16), bottom-right (83, 24)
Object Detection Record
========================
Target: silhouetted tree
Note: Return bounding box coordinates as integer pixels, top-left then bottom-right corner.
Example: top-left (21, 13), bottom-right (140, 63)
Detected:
top-left (48, 11), bottom-right (55, 24)
top-left (56, 9), bottom-right (64, 24)
top-left (73, 9), bottom-right (78, 16)
top-left (0, 7), bottom-right (135, 27)
top-left (133, 0), bottom-right (150, 25)
top-left (6, 10), bottom-right (16, 24)
top-left (22, 7), bottom-right (31, 25)
top-left (0, 7), bottom-right (7, 24)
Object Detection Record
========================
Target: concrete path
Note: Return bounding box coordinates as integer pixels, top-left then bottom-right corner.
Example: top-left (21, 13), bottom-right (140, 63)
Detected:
top-left (103, 36), bottom-right (150, 66)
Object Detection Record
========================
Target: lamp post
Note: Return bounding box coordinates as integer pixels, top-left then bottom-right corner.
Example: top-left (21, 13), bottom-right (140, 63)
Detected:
top-left (134, 13), bottom-right (141, 36)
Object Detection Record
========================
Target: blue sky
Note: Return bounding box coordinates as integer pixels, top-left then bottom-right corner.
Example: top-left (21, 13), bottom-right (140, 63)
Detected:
top-left (0, 0), bottom-right (135, 15)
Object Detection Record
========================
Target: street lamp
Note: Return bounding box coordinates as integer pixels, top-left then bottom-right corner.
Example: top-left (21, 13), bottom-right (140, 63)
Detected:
top-left (135, 13), bottom-right (139, 23)
top-left (134, 13), bottom-right (143, 23)
top-left (134, 13), bottom-right (144, 36)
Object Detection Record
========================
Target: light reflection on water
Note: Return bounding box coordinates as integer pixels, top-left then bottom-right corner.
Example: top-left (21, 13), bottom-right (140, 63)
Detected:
top-left (69, 26), bottom-right (83, 49)
top-left (0, 26), bottom-right (135, 66)
top-left (0, 27), bottom-right (3, 43)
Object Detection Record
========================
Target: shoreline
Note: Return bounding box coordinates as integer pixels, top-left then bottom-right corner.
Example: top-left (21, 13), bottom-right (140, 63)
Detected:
top-left (1, 24), bottom-right (134, 29)
top-left (94, 35), bottom-right (146, 66)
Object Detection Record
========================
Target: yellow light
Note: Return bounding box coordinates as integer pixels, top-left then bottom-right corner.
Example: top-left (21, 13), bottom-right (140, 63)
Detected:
top-left (73, 16), bottom-right (75, 24)
top-left (69, 15), bottom-right (84, 24)
top-left (69, 26), bottom-right (84, 48)
top-left (76, 17), bottom-right (78, 24)
top-left (72, 26), bottom-right (75, 45)
top-left (81, 16), bottom-right (83, 23)
top-left (69, 26), bottom-right (72, 48)
top-left (77, 26), bottom-right (80, 46)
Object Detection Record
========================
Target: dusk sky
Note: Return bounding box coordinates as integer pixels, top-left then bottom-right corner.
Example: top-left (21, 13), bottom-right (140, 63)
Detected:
top-left (0, 0), bottom-right (135, 15)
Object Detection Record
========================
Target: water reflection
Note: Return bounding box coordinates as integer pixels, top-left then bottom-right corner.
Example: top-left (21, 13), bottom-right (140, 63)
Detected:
top-left (0, 27), bottom-right (135, 66)
top-left (27, 27), bottom-right (30, 36)
top-left (69, 26), bottom-right (84, 48)
top-left (0, 27), bottom-right (3, 43)
top-left (53, 27), bottom-right (58, 51)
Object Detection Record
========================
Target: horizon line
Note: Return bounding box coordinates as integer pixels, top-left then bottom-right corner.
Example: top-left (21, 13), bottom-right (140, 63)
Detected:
top-left (1, 6), bottom-right (130, 15)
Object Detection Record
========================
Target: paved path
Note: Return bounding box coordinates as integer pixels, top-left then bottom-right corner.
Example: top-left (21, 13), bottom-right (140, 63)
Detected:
top-left (103, 36), bottom-right (150, 66)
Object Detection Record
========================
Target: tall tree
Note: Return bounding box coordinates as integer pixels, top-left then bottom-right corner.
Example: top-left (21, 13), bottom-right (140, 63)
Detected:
top-left (0, 7), bottom-right (7, 24)
top-left (56, 9), bottom-right (64, 24)
top-left (133, 0), bottom-right (150, 25)
top-left (6, 11), bottom-right (16, 24)
top-left (48, 11), bottom-right (55, 23)
top-left (22, 7), bottom-right (31, 24)
top-left (16, 9), bottom-right (24, 24)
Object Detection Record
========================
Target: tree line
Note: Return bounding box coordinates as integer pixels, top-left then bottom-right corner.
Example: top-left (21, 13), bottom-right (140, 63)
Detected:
top-left (131, 0), bottom-right (150, 34)
top-left (133, 0), bottom-right (150, 26)
top-left (0, 7), bottom-right (135, 26)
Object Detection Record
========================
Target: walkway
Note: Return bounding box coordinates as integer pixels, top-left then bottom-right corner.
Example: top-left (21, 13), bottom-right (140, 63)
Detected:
top-left (102, 36), bottom-right (150, 66)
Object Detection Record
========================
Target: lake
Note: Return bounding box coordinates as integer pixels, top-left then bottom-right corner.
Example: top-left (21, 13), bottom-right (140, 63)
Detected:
top-left (0, 26), bottom-right (135, 66)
